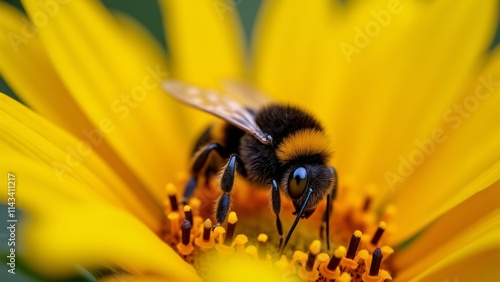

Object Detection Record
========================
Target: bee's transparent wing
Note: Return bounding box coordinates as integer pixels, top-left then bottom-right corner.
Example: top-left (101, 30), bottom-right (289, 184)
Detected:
top-left (222, 80), bottom-right (270, 110)
top-left (163, 80), bottom-right (272, 144)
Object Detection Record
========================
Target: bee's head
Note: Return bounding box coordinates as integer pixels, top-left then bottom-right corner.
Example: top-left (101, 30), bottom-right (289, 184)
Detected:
top-left (277, 162), bottom-right (335, 258)
top-left (282, 163), bottom-right (334, 217)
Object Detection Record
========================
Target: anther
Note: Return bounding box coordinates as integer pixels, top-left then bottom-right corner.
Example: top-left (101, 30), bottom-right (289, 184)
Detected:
top-left (224, 212), bottom-right (238, 246)
top-left (357, 249), bottom-right (370, 261)
top-left (319, 246), bottom-right (344, 280)
top-left (232, 234), bottom-right (248, 254)
top-left (328, 246), bottom-right (346, 271)
top-left (202, 218), bottom-right (211, 241)
top-left (370, 222), bottom-right (386, 245)
top-left (346, 230), bottom-right (362, 259)
top-left (194, 218), bottom-right (215, 250)
top-left (214, 226), bottom-right (226, 244)
top-left (184, 205), bottom-right (193, 226)
top-left (362, 196), bottom-right (371, 212)
top-left (188, 197), bottom-right (201, 217)
top-left (316, 253), bottom-right (329, 268)
top-left (362, 185), bottom-right (376, 212)
top-left (381, 204), bottom-right (397, 224)
top-left (167, 212), bottom-right (180, 238)
top-left (166, 183), bottom-right (179, 212)
top-left (298, 240), bottom-right (321, 281)
top-left (181, 219), bottom-right (191, 245)
top-left (176, 219), bottom-right (194, 255)
top-left (257, 233), bottom-right (268, 261)
top-left (380, 245), bottom-right (394, 261)
top-left (362, 249), bottom-right (392, 282)
top-left (214, 226), bottom-right (233, 254)
top-left (191, 216), bottom-right (203, 237)
top-left (292, 250), bottom-right (307, 265)
top-left (369, 248), bottom-right (383, 276)
top-left (245, 245), bottom-right (258, 259)
top-left (341, 231), bottom-right (362, 273)
top-left (305, 240), bottom-right (321, 271)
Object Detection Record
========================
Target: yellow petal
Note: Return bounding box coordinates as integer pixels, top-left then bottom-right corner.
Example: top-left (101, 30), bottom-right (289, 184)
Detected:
top-left (0, 94), bottom-right (160, 231)
top-left (113, 10), bottom-right (211, 162)
top-left (299, 0), bottom-right (417, 183)
top-left (390, 46), bottom-right (500, 242)
top-left (159, 0), bottom-right (246, 138)
top-left (327, 0), bottom-right (497, 189)
top-left (20, 0), bottom-right (187, 201)
top-left (0, 153), bottom-right (106, 212)
top-left (0, 2), bottom-right (87, 137)
top-left (357, 0), bottom-right (497, 186)
top-left (99, 257), bottom-right (284, 282)
top-left (0, 2), bottom-right (155, 213)
top-left (159, 0), bottom-right (245, 87)
top-left (1, 151), bottom-right (199, 281)
top-left (23, 205), bottom-right (200, 281)
top-left (393, 181), bottom-right (500, 280)
top-left (413, 248), bottom-right (500, 282)
top-left (252, 0), bottom-right (338, 102)
top-left (100, 275), bottom-right (184, 282)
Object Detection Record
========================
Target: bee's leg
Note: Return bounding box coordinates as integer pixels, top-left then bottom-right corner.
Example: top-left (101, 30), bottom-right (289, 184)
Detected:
top-left (320, 166), bottom-right (338, 250)
top-left (182, 177), bottom-right (198, 205)
top-left (271, 179), bottom-right (284, 248)
top-left (215, 154), bottom-right (244, 226)
top-left (182, 143), bottom-right (228, 205)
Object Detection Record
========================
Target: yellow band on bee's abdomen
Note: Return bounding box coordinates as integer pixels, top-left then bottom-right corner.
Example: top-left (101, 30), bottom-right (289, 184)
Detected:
top-left (276, 129), bottom-right (331, 163)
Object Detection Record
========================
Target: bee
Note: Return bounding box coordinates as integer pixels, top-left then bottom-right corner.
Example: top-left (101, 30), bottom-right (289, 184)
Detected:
top-left (163, 80), bottom-right (337, 256)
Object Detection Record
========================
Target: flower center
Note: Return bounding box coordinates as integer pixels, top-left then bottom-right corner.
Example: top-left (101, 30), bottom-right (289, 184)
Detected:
top-left (162, 180), bottom-right (396, 281)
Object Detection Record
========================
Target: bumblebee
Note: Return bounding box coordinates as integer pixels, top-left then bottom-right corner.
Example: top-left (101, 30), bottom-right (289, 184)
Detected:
top-left (163, 80), bottom-right (337, 255)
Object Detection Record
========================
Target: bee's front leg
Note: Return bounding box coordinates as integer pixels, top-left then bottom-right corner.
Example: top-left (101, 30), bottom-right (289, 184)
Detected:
top-left (271, 179), bottom-right (284, 248)
top-left (215, 154), bottom-right (244, 226)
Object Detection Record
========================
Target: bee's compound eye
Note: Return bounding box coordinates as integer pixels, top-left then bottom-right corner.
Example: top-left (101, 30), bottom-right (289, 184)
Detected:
top-left (288, 166), bottom-right (308, 199)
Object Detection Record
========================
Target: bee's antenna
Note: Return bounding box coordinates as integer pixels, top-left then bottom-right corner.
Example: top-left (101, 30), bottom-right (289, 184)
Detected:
top-left (278, 188), bottom-right (313, 258)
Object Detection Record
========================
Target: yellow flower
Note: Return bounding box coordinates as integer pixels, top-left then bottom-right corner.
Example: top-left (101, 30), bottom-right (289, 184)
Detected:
top-left (0, 0), bottom-right (499, 281)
